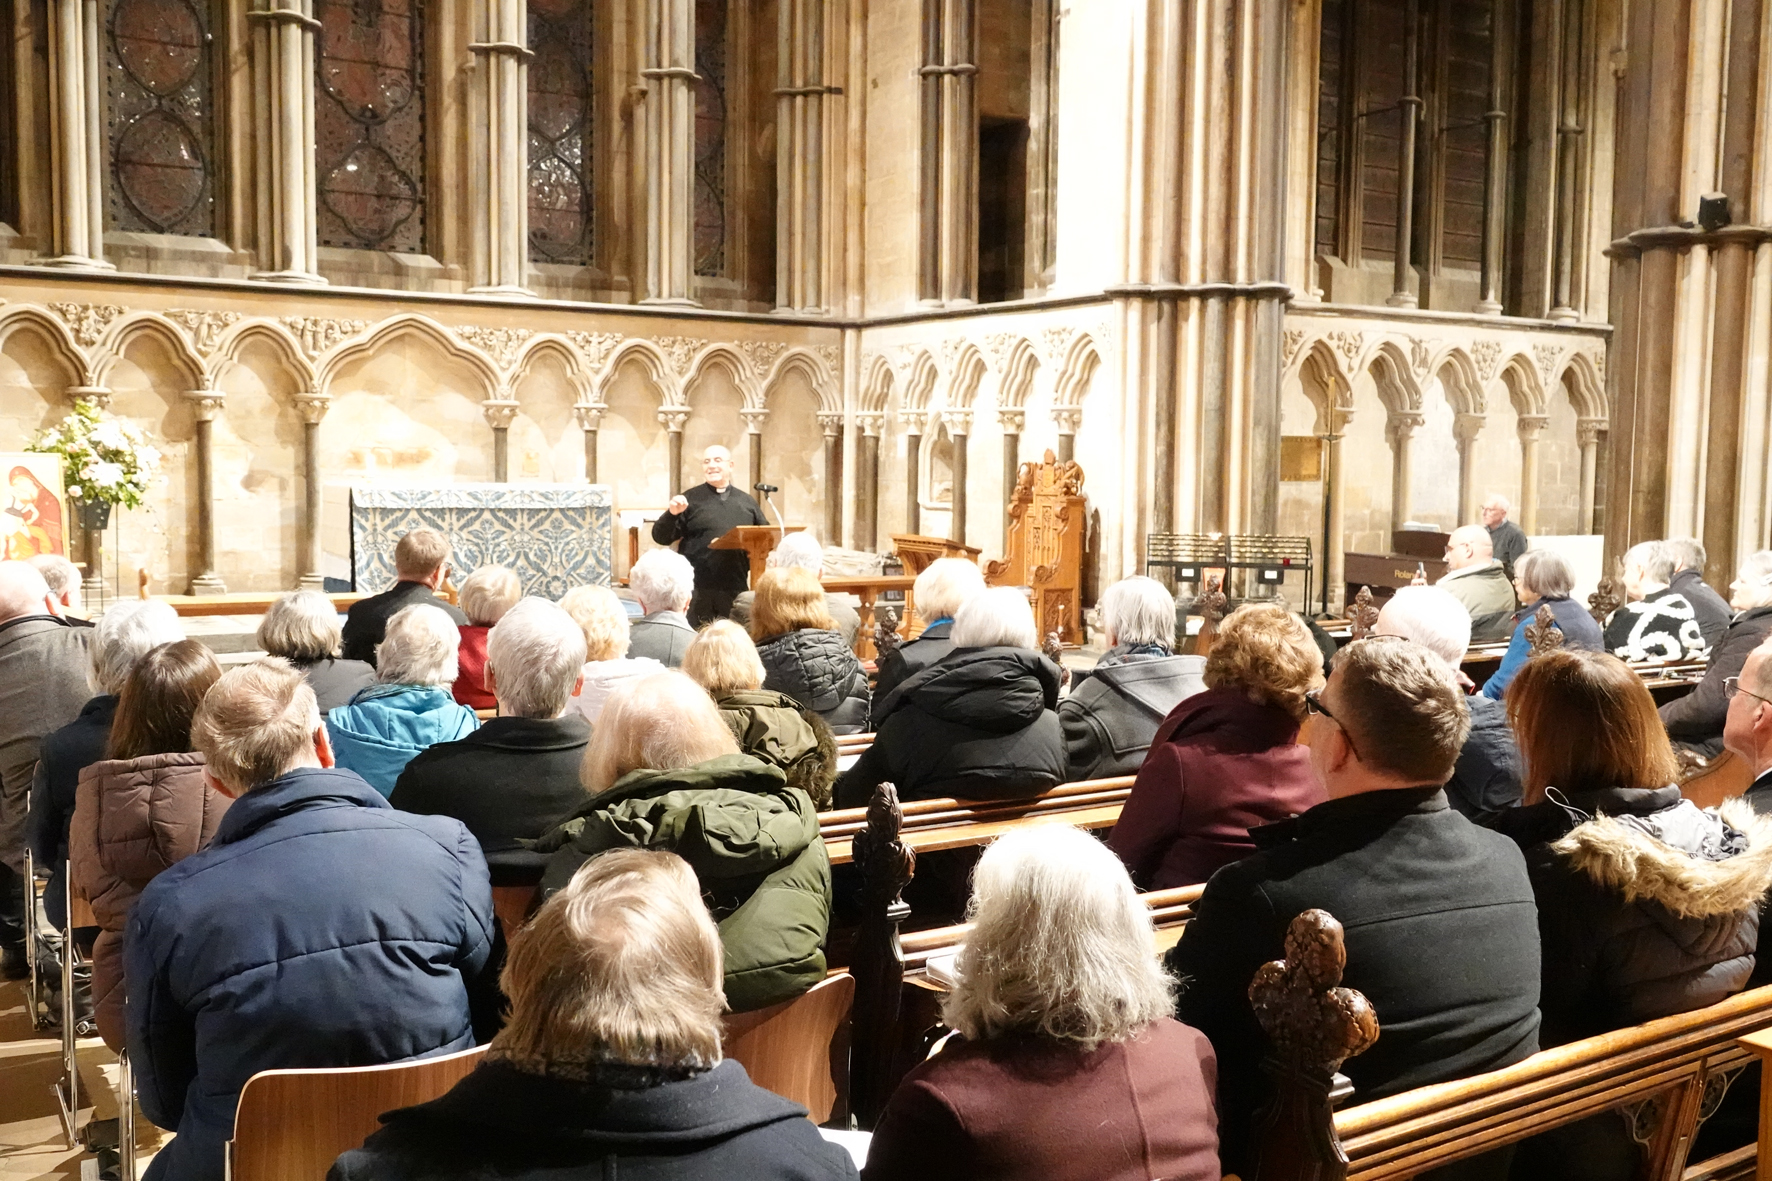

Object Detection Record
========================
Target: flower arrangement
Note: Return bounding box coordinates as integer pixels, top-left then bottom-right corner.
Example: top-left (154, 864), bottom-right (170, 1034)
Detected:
top-left (28, 398), bottom-right (161, 509)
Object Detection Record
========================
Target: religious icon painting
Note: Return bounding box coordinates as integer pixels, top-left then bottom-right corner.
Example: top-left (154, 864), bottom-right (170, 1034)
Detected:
top-left (0, 453), bottom-right (68, 560)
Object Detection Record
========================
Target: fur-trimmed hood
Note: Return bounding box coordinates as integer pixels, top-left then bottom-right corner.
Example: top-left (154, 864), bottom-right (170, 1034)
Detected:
top-left (1553, 797), bottom-right (1772, 920)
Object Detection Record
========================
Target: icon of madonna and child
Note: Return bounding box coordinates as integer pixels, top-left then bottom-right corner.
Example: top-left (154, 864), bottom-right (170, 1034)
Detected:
top-left (0, 459), bottom-right (65, 560)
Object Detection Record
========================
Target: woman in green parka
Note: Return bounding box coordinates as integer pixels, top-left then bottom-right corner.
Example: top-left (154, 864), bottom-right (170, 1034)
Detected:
top-left (534, 670), bottom-right (833, 1013)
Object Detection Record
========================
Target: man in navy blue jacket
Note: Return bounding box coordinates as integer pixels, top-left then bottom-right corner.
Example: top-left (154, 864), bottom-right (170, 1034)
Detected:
top-left (125, 658), bottom-right (502, 1181)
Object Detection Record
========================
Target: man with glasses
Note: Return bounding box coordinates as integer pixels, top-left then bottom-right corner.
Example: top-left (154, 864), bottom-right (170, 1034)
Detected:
top-left (1722, 638), bottom-right (1772, 812)
top-left (1437, 525), bottom-right (1516, 642)
top-left (1169, 636), bottom-right (1540, 1178)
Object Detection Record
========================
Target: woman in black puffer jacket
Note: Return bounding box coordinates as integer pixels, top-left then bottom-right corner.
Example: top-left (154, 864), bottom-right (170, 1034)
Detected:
top-left (750, 567), bottom-right (871, 734)
top-left (1500, 649), bottom-right (1772, 1181)
top-left (836, 587), bottom-right (1066, 808)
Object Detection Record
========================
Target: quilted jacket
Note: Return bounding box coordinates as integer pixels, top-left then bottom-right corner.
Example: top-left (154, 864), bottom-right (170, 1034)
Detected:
top-left (756, 628), bottom-right (871, 735)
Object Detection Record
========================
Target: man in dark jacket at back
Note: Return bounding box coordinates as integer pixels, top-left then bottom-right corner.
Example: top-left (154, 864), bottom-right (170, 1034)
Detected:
top-left (1667, 537), bottom-right (1736, 653)
top-left (1169, 637), bottom-right (1540, 1177)
top-left (392, 598), bottom-right (590, 877)
top-left (126, 659), bottom-right (502, 1181)
top-left (342, 528), bottom-right (470, 665)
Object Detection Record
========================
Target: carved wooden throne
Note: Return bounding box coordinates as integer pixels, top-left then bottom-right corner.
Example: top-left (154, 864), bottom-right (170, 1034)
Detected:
top-left (986, 450), bottom-right (1086, 645)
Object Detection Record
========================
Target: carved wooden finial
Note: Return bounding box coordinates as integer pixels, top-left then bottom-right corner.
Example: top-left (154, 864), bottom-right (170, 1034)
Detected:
top-left (850, 782), bottom-right (918, 1127)
top-left (1348, 586), bottom-right (1379, 640)
top-left (1194, 570), bottom-right (1229, 629)
top-left (1248, 910), bottom-right (1380, 1181)
top-left (1042, 629), bottom-right (1065, 667)
top-left (1588, 572), bottom-right (1623, 625)
top-left (853, 782), bottom-right (916, 909)
top-left (1525, 604), bottom-right (1565, 655)
top-left (874, 604), bottom-right (902, 663)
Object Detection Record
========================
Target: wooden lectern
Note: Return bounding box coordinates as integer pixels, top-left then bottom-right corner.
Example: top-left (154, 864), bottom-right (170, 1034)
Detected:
top-left (890, 533), bottom-right (983, 576)
top-left (710, 524), bottom-right (805, 585)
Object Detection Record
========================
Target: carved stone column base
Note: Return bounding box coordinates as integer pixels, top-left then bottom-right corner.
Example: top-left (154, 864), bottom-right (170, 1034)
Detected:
top-left (34, 255), bottom-right (115, 271)
top-left (467, 284), bottom-right (531, 298)
top-left (298, 572), bottom-right (326, 591)
top-left (189, 573), bottom-right (227, 596)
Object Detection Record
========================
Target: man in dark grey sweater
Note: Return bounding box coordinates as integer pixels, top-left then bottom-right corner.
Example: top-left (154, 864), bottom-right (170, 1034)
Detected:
top-left (651, 444), bottom-right (767, 626)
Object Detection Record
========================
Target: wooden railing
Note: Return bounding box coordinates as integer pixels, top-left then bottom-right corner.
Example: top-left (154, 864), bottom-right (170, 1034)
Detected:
top-left (818, 776), bottom-right (1135, 865)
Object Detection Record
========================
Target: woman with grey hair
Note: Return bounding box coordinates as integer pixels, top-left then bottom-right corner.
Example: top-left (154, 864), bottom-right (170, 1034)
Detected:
top-left (627, 549), bottom-right (697, 667)
top-left (326, 604), bottom-right (479, 796)
top-left (1661, 549), bottom-right (1772, 758)
top-left (836, 587), bottom-right (1065, 807)
top-left (257, 590), bottom-right (374, 711)
top-left (1059, 576), bottom-right (1205, 779)
top-left (863, 824), bottom-right (1219, 1180)
top-left (870, 557), bottom-right (988, 727)
top-left (1481, 547), bottom-right (1604, 702)
top-left (30, 600), bottom-right (183, 932)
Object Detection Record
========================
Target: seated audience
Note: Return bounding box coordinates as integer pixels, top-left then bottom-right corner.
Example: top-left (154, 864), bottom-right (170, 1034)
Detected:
top-left (838, 587), bottom-right (1065, 807)
top-left (327, 604), bottom-right (479, 796)
top-left (683, 620), bottom-right (837, 808)
top-left (1481, 548), bottom-right (1604, 701)
top-left (257, 590), bottom-right (374, 711)
top-left (341, 528), bottom-right (469, 665)
top-left (452, 564), bottom-right (522, 709)
top-left (69, 639), bottom-right (227, 1051)
top-left (626, 548), bottom-right (698, 667)
top-left (30, 600), bottom-right (181, 933)
top-left (1726, 638), bottom-right (1772, 812)
top-left (864, 825), bottom-right (1219, 1181)
top-left (391, 599), bottom-right (590, 871)
top-left (1436, 525), bottom-right (1516, 641)
top-left (870, 557), bottom-right (987, 727)
top-left (732, 532), bottom-right (862, 648)
top-left (1060, 575), bottom-right (1204, 779)
top-left (126, 659), bottom-right (501, 1181)
top-left (0, 560), bottom-right (93, 977)
top-left (751, 567), bottom-right (870, 734)
top-left (30, 553), bottom-right (89, 622)
top-left (1110, 601), bottom-right (1324, 888)
top-left (1169, 637), bottom-right (1540, 1175)
top-left (535, 672), bottom-right (830, 1012)
top-left (558, 584), bottom-right (665, 723)
top-left (331, 848), bottom-right (858, 1181)
top-left (1502, 649), bottom-right (1772, 1181)
top-left (1374, 586), bottom-right (1523, 823)
top-left (1603, 540), bottom-right (1707, 662)
top-left (1662, 549), bottom-right (1772, 759)
top-left (1667, 537), bottom-right (1734, 652)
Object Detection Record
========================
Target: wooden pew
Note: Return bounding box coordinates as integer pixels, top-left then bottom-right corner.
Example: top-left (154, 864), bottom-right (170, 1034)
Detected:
top-left (818, 775), bottom-right (1136, 866)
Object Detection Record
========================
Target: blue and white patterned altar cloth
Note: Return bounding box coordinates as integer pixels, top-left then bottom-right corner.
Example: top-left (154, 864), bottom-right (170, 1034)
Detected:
top-left (351, 485), bottom-right (614, 600)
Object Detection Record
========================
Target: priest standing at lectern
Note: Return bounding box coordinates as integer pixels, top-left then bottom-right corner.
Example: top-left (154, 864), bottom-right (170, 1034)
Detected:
top-left (652, 444), bottom-right (768, 626)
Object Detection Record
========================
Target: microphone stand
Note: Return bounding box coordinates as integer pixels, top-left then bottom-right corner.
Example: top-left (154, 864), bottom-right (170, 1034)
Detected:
top-left (757, 485), bottom-right (787, 541)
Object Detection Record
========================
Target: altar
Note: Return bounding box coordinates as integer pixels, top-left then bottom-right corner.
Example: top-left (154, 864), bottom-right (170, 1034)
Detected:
top-left (349, 484), bottom-right (614, 600)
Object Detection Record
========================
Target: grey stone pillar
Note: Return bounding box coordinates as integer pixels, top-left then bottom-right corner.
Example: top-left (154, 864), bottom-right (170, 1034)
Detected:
top-left (248, 1), bottom-right (324, 283)
top-left (468, 0), bottom-right (532, 295)
top-left (42, 0), bottom-right (111, 268)
top-left (1454, 413), bottom-right (1485, 529)
top-left (943, 410), bottom-right (970, 544)
top-left (1517, 414), bottom-right (1549, 535)
top-left (856, 413), bottom-right (882, 551)
top-left (741, 409), bottom-right (770, 498)
top-left (642, 0), bottom-right (698, 303)
top-left (575, 403), bottom-right (606, 483)
top-left (484, 400), bottom-right (520, 481)
top-left (901, 411), bottom-right (927, 535)
top-left (1387, 411), bottom-right (1424, 531)
top-left (660, 407), bottom-right (691, 493)
top-left (819, 413), bottom-right (844, 543)
top-left (775, 0), bottom-right (828, 311)
top-left (1577, 418), bottom-right (1604, 534)
top-left (997, 409), bottom-right (1023, 518)
top-left (186, 391), bottom-right (227, 594)
top-left (1053, 407), bottom-right (1081, 465)
top-left (295, 393), bottom-right (330, 590)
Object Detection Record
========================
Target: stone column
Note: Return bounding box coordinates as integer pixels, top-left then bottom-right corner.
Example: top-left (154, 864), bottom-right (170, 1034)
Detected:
top-left (1547, 0), bottom-right (1585, 321)
top-left (248, 1), bottom-right (324, 283)
top-left (1516, 414), bottom-right (1549, 535)
top-left (1386, 412), bottom-right (1425, 531)
top-left (294, 393), bottom-right (330, 590)
top-left (659, 407), bottom-right (691, 492)
top-left (775, 0), bottom-right (828, 311)
top-left (185, 391), bottom-right (227, 595)
top-left (468, 0), bottom-right (532, 295)
top-left (1577, 417), bottom-right (1604, 535)
top-left (68, 386), bottom-right (111, 601)
top-left (1053, 406), bottom-right (1081, 465)
top-left (641, 0), bottom-right (698, 304)
top-left (41, 0), bottom-right (110, 268)
top-left (855, 412), bottom-right (882, 551)
top-left (740, 409), bottom-right (770, 496)
top-left (574, 403), bottom-right (606, 482)
top-left (1323, 407), bottom-right (1353, 614)
top-left (937, 0), bottom-right (977, 306)
top-left (943, 410), bottom-right (971, 544)
top-left (901, 410), bottom-right (927, 535)
top-left (915, 0), bottom-right (943, 303)
top-left (1387, 0), bottom-right (1421, 308)
top-left (819, 413), bottom-right (844, 542)
top-left (484, 399), bottom-right (521, 481)
top-left (997, 409), bottom-right (1024, 516)
top-left (1477, 0), bottom-right (1510, 315)
top-left (1454, 413), bottom-right (1485, 529)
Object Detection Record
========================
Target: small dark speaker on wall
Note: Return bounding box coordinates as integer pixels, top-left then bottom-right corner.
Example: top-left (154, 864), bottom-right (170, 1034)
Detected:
top-left (1698, 192), bottom-right (1732, 233)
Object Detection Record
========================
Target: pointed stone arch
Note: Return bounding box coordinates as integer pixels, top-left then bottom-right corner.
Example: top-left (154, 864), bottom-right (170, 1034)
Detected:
top-left (210, 319), bottom-right (316, 393)
top-left (315, 314), bottom-right (503, 402)
top-left (594, 338), bottom-right (679, 407)
top-left (761, 348), bottom-right (838, 415)
top-left (0, 306), bottom-right (93, 388)
top-left (95, 313), bottom-right (207, 391)
top-left (511, 334), bottom-right (599, 407)
top-left (995, 336), bottom-right (1040, 410)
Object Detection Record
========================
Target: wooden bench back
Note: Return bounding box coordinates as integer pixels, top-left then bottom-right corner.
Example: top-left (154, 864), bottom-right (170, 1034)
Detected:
top-left (227, 1045), bottom-right (487, 1181)
top-left (819, 775), bottom-right (1135, 864)
top-left (723, 972), bottom-right (856, 1123)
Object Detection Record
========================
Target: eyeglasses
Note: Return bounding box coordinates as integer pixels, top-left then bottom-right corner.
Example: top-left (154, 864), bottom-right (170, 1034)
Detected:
top-left (1724, 677), bottom-right (1772, 707)
top-left (1304, 690), bottom-right (1361, 761)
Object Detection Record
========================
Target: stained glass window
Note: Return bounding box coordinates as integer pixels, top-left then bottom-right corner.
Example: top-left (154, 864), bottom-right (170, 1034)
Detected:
top-left (692, 0), bottom-right (727, 277)
top-left (106, 0), bottom-right (215, 236)
top-left (315, 0), bottom-right (426, 253)
top-left (528, 0), bottom-right (594, 265)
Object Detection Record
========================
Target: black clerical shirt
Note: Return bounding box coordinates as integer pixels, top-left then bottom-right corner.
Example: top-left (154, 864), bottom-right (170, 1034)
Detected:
top-left (651, 482), bottom-right (767, 623)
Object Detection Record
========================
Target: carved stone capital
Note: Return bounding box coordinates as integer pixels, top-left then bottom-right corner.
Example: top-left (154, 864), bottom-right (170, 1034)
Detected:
top-left (856, 412), bottom-right (886, 439)
top-left (573, 402), bottom-right (608, 431)
top-left (1516, 414), bottom-right (1550, 443)
top-left (657, 407), bottom-right (692, 432)
top-left (1453, 412), bottom-right (1485, 446)
top-left (294, 393), bottom-right (332, 425)
top-left (482, 400), bottom-right (521, 431)
top-left (941, 409), bottom-right (973, 436)
top-left (1386, 411), bottom-right (1427, 444)
top-left (67, 385), bottom-right (112, 411)
top-left (740, 408), bottom-right (772, 433)
top-left (997, 409), bottom-right (1026, 434)
top-left (184, 389), bottom-right (225, 422)
top-left (1576, 417), bottom-right (1607, 447)
top-left (817, 412), bottom-right (845, 438)
top-left (899, 409), bottom-right (930, 435)
top-left (1052, 406), bottom-right (1083, 435)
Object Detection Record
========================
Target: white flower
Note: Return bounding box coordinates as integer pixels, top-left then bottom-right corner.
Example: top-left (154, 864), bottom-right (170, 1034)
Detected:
top-left (89, 421), bottom-right (125, 449)
top-left (66, 485), bottom-right (81, 499)
top-left (89, 461), bottom-right (124, 487)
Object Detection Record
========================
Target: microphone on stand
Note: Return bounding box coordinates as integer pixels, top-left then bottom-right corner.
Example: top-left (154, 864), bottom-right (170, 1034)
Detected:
top-left (754, 484), bottom-right (786, 539)
top-left (753, 483), bottom-right (780, 493)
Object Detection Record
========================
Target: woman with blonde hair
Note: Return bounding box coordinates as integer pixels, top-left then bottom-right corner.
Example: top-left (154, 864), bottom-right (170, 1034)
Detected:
top-left (864, 824), bottom-right (1219, 1181)
top-left (750, 567), bottom-right (870, 734)
top-left (536, 672), bottom-right (832, 1012)
top-left (452, 564), bottom-right (522, 709)
top-left (331, 848), bottom-right (858, 1180)
top-left (558, 584), bottom-right (665, 723)
top-left (1110, 603), bottom-right (1327, 888)
top-left (683, 620), bottom-right (836, 807)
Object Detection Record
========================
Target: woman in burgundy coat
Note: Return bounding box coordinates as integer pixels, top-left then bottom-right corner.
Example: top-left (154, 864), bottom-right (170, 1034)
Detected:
top-left (863, 824), bottom-right (1219, 1181)
top-left (1110, 604), bottom-right (1327, 889)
